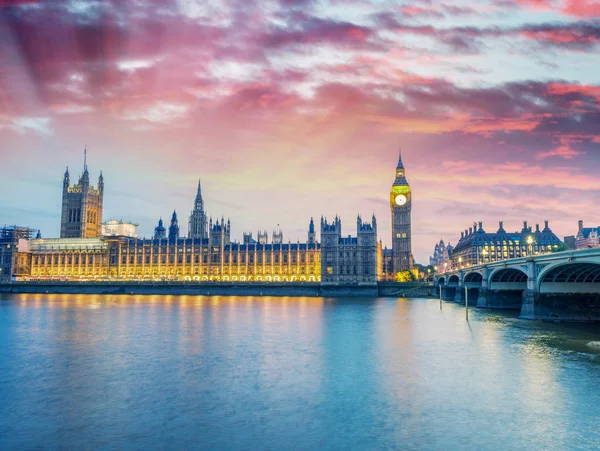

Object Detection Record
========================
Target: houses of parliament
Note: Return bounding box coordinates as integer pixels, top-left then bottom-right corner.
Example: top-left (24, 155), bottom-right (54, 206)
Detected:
top-left (5, 150), bottom-right (414, 284)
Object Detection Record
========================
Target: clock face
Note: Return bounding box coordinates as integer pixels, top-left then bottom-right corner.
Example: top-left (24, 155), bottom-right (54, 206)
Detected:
top-left (395, 194), bottom-right (407, 206)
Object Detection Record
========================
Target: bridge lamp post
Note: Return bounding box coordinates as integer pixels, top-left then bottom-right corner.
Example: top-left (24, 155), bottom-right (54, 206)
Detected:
top-left (527, 236), bottom-right (534, 256)
top-left (458, 256), bottom-right (463, 268)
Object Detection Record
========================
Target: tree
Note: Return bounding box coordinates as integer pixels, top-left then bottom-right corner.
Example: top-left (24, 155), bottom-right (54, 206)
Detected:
top-left (551, 243), bottom-right (570, 253)
top-left (395, 270), bottom-right (416, 283)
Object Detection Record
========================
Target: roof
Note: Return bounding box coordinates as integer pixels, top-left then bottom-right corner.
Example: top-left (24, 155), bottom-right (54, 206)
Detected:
top-left (451, 225), bottom-right (562, 254)
top-left (579, 228), bottom-right (600, 239)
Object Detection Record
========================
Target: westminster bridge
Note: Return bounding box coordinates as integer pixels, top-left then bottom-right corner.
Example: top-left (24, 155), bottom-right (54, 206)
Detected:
top-left (435, 248), bottom-right (600, 321)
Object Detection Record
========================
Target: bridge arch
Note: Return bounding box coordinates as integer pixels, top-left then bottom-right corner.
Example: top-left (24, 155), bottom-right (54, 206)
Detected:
top-left (437, 277), bottom-right (446, 286)
top-left (448, 274), bottom-right (460, 285)
top-left (537, 261), bottom-right (600, 293)
top-left (464, 272), bottom-right (483, 283)
top-left (489, 267), bottom-right (528, 287)
top-left (487, 266), bottom-right (528, 309)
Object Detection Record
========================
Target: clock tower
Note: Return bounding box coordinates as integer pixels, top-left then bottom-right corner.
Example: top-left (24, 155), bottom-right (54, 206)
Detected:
top-left (390, 150), bottom-right (413, 274)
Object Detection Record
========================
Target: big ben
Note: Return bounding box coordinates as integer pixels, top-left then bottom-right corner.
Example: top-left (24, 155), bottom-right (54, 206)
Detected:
top-left (390, 150), bottom-right (413, 273)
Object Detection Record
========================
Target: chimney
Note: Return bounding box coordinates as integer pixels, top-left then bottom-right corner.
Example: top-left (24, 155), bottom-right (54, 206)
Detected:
top-left (536, 224), bottom-right (540, 232)
top-left (544, 220), bottom-right (549, 230)
top-left (478, 221), bottom-right (483, 231)
top-left (461, 232), bottom-right (464, 239)
top-left (579, 220), bottom-right (584, 231)
top-left (523, 221), bottom-right (528, 230)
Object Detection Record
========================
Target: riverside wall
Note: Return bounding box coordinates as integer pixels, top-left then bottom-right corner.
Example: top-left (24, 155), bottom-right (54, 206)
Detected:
top-left (0, 281), bottom-right (435, 298)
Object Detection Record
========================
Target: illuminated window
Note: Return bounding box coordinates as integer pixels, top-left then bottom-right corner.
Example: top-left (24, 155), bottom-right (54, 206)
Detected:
top-left (327, 266), bottom-right (334, 275)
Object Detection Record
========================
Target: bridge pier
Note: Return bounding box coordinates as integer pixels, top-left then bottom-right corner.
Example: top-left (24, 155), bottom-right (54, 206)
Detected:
top-left (477, 289), bottom-right (523, 309)
top-left (476, 288), bottom-right (490, 308)
top-left (455, 285), bottom-right (465, 304)
top-left (521, 291), bottom-right (600, 321)
top-left (519, 289), bottom-right (538, 320)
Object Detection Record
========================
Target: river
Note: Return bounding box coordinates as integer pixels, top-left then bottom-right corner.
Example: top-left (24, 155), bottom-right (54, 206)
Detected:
top-left (1, 294), bottom-right (599, 450)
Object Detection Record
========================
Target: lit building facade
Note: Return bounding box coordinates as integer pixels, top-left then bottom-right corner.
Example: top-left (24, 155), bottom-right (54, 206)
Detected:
top-left (60, 151), bottom-right (104, 239)
top-left (23, 229), bottom-right (320, 282)
top-left (449, 221), bottom-right (562, 269)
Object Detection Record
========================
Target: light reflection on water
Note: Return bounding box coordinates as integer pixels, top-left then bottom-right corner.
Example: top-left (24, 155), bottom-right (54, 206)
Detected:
top-left (1, 294), bottom-right (600, 450)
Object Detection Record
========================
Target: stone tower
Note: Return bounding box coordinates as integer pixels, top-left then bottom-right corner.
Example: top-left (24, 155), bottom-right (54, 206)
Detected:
top-left (188, 179), bottom-right (207, 239)
top-left (390, 149), bottom-right (413, 273)
top-left (272, 227), bottom-right (283, 244)
top-left (320, 216), bottom-right (341, 283)
top-left (60, 148), bottom-right (104, 239)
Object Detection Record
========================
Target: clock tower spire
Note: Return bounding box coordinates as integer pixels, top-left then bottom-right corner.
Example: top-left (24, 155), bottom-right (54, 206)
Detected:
top-left (390, 148), bottom-right (413, 275)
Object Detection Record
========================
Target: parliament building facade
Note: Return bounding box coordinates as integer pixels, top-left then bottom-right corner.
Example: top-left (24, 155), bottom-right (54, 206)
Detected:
top-left (9, 150), bottom-right (414, 285)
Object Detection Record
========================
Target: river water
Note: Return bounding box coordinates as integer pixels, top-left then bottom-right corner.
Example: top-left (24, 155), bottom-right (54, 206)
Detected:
top-left (1, 294), bottom-right (600, 450)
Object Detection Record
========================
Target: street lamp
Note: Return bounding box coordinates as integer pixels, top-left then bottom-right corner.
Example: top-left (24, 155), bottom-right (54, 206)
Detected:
top-left (458, 256), bottom-right (463, 268)
top-left (526, 236), bottom-right (534, 256)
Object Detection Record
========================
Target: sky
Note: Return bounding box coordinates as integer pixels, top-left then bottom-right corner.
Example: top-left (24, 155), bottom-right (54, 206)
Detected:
top-left (0, 0), bottom-right (599, 264)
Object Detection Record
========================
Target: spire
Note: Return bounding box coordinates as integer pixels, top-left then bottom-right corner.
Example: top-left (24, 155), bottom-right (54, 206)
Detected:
top-left (171, 210), bottom-right (178, 224)
top-left (83, 146), bottom-right (88, 173)
top-left (396, 148), bottom-right (404, 170)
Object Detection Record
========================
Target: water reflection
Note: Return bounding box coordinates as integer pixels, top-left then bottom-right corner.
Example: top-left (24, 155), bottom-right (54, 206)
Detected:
top-left (0, 294), bottom-right (599, 450)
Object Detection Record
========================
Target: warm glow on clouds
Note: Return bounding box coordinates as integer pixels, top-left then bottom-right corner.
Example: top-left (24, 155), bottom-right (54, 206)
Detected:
top-left (0, 0), bottom-right (599, 263)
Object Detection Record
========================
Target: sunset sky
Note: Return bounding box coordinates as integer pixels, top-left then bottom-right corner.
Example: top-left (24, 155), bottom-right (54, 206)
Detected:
top-left (1, 0), bottom-right (599, 263)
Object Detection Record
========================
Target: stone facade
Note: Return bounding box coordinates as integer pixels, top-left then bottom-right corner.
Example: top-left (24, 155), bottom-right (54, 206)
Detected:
top-left (320, 215), bottom-right (381, 285)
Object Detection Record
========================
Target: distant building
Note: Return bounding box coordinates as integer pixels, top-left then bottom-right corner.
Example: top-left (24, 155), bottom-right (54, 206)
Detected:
top-left (320, 215), bottom-right (381, 285)
top-left (575, 220), bottom-right (600, 249)
top-left (429, 240), bottom-right (453, 271)
top-left (564, 235), bottom-right (576, 250)
top-left (0, 226), bottom-right (37, 281)
top-left (102, 220), bottom-right (138, 238)
top-left (450, 221), bottom-right (562, 268)
top-left (60, 149), bottom-right (104, 239)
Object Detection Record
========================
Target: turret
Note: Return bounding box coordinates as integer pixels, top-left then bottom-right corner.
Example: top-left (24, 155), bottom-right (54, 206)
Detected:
top-left (308, 217), bottom-right (316, 244)
top-left (98, 171), bottom-right (104, 193)
top-left (168, 210), bottom-right (180, 241)
top-left (154, 218), bottom-right (166, 239)
top-left (63, 167), bottom-right (70, 191)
